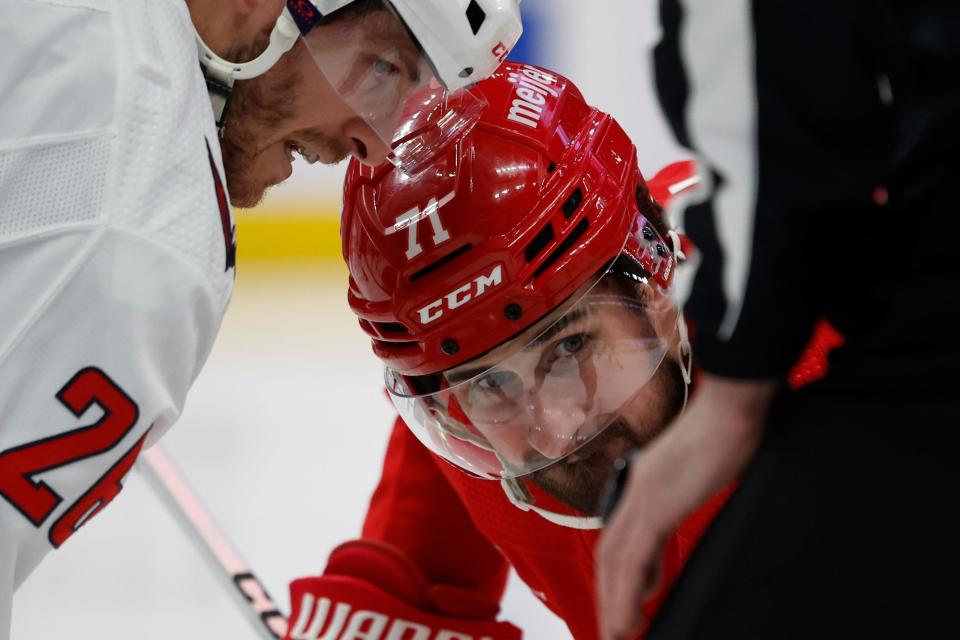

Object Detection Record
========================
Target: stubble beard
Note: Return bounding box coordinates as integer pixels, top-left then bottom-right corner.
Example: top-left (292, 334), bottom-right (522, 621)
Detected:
top-left (219, 47), bottom-right (352, 208)
top-left (219, 58), bottom-right (299, 209)
top-left (528, 356), bottom-right (687, 516)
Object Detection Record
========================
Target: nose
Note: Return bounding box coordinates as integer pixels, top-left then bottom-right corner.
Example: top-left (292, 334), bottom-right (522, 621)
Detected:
top-left (526, 393), bottom-right (587, 460)
top-left (485, 359), bottom-right (586, 460)
top-left (342, 118), bottom-right (391, 166)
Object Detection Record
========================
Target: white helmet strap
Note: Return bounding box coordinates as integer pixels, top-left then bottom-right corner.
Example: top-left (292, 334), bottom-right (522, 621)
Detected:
top-left (500, 478), bottom-right (604, 530)
top-left (677, 312), bottom-right (693, 408)
top-left (194, 8), bottom-right (301, 129)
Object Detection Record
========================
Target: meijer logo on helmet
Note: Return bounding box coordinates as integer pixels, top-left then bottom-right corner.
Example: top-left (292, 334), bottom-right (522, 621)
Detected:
top-left (506, 65), bottom-right (559, 129)
top-left (288, 593), bottom-right (498, 639)
top-left (417, 264), bottom-right (504, 325)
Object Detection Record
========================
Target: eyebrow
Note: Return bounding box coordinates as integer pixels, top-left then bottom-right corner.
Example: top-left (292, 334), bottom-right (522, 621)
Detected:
top-left (529, 307), bottom-right (589, 347)
top-left (444, 364), bottom-right (490, 386)
top-left (396, 47), bottom-right (422, 84)
top-left (444, 308), bottom-right (591, 385)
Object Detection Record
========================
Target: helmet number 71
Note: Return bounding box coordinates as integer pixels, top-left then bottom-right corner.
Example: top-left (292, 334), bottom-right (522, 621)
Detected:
top-left (387, 191), bottom-right (455, 260)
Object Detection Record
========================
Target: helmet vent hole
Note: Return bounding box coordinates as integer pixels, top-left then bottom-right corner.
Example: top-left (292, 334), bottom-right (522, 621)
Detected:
top-left (534, 218), bottom-right (589, 278)
top-left (375, 321), bottom-right (409, 335)
top-left (562, 188), bottom-right (584, 219)
top-left (466, 1), bottom-right (486, 35)
top-left (547, 162), bottom-right (557, 173)
top-left (524, 224), bottom-right (555, 262)
top-left (409, 244), bottom-right (474, 282)
top-left (375, 339), bottom-right (417, 350)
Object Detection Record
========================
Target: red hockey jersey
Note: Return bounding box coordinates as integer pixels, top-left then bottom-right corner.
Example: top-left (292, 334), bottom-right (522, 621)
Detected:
top-left (362, 417), bottom-right (733, 640)
top-left (358, 320), bottom-right (842, 639)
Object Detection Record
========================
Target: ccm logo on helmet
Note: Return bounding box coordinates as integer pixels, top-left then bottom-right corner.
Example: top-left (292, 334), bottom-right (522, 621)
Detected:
top-left (417, 264), bottom-right (504, 325)
top-left (506, 65), bottom-right (559, 129)
top-left (289, 594), bottom-right (494, 640)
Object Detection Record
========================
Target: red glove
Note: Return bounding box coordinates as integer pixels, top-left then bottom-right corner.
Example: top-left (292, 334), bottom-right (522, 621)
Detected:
top-left (285, 539), bottom-right (522, 640)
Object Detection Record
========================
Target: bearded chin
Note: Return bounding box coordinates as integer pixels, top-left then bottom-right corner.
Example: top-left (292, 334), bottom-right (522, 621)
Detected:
top-left (218, 74), bottom-right (288, 209)
top-left (526, 356), bottom-right (687, 517)
top-left (217, 35), bottom-right (304, 208)
top-left (528, 420), bottom-right (643, 516)
top-left (219, 125), bottom-right (262, 208)
top-left (209, 29), bottom-right (283, 208)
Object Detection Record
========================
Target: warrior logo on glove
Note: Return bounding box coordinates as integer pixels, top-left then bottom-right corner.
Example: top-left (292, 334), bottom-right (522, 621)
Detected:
top-left (286, 540), bottom-right (522, 640)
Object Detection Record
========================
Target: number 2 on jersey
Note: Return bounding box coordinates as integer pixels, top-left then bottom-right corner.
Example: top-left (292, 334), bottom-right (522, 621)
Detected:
top-left (0, 368), bottom-right (140, 539)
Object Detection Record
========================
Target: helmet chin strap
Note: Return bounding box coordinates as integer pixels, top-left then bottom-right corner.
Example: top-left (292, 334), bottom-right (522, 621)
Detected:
top-left (677, 313), bottom-right (692, 409)
top-left (667, 225), bottom-right (693, 410)
top-left (194, 7), bottom-right (301, 130)
top-left (500, 478), bottom-right (604, 530)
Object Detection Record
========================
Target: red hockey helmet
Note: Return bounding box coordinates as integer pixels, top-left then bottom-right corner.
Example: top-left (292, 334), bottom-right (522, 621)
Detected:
top-left (342, 62), bottom-right (688, 480)
top-left (344, 61), bottom-right (677, 375)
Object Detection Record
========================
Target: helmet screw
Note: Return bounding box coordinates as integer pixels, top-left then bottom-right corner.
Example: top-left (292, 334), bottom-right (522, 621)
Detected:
top-left (504, 303), bottom-right (523, 320)
top-left (642, 225), bottom-right (655, 241)
top-left (656, 242), bottom-right (668, 257)
top-left (459, 67), bottom-right (474, 78)
top-left (441, 339), bottom-right (460, 355)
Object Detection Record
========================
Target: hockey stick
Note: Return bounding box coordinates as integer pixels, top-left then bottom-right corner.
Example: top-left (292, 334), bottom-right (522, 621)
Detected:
top-left (137, 445), bottom-right (289, 639)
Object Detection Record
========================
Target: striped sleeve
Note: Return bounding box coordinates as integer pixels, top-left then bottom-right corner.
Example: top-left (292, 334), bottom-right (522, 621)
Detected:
top-left (653, 0), bottom-right (891, 378)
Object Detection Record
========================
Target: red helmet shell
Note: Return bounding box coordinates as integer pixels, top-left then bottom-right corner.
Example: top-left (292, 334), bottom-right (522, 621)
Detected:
top-left (342, 62), bottom-right (674, 376)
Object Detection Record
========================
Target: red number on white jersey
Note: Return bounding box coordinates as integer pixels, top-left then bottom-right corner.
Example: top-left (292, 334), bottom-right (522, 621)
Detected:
top-left (48, 432), bottom-right (146, 548)
top-left (0, 367), bottom-right (139, 529)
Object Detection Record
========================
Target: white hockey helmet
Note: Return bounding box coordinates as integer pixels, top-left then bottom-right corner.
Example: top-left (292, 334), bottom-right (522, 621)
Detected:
top-left (196, 0), bottom-right (523, 172)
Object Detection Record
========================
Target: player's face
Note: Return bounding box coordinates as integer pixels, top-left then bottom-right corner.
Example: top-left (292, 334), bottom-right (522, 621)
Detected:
top-left (443, 284), bottom-right (685, 516)
top-left (221, 9), bottom-right (417, 207)
top-left (527, 356), bottom-right (684, 515)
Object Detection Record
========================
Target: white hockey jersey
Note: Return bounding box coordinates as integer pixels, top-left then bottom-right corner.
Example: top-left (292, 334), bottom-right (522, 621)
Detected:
top-left (0, 0), bottom-right (235, 635)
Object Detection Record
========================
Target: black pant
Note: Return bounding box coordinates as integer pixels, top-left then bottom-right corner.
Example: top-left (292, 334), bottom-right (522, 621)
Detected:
top-left (648, 384), bottom-right (960, 639)
top-left (649, 1), bottom-right (960, 633)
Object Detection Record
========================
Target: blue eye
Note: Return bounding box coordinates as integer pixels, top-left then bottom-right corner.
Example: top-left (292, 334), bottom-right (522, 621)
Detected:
top-left (373, 58), bottom-right (400, 77)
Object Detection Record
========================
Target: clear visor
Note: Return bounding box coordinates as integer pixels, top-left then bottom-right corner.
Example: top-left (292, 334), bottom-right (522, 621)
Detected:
top-left (299, 2), bottom-right (486, 174)
top-left (386, 259), bottom-right (680, 480)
